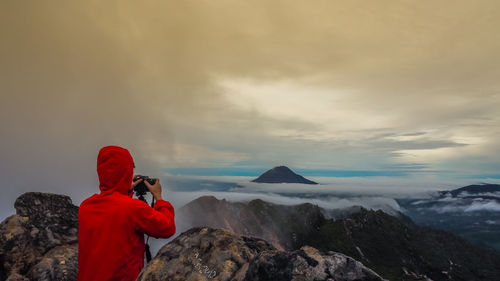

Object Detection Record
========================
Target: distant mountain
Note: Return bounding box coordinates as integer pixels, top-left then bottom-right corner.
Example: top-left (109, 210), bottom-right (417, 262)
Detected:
top-left (179, 196), bottom-right (500, 281)
top-left (440, 183), bottom-right (500, 198)
top-left (251, 166), bottom-right (318, 184)
top-left (399, 199), bottom-right (500, 253)
top-left (397, 183), bottom-right (500, 254)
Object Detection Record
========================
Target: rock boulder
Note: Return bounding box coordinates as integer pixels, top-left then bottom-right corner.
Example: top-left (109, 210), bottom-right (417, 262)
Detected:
top-left (0, 192), bottom-right (78, 281)
top-left (137, 227), bottom-right (384, 281)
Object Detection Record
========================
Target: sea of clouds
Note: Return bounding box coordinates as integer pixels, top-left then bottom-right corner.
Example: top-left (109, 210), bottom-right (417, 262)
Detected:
top-left (145, 175), bottom-right (500, 255)
top-left (3, 174), bottom-right (497, 256)
top-left (163, 175), bottom-right (466, 212)
top-left (2, 175), bottom-right (498, 222)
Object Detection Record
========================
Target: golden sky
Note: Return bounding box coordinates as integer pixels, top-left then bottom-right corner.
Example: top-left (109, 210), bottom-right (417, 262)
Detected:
top-left (1, 0), bottom-right (500, 191)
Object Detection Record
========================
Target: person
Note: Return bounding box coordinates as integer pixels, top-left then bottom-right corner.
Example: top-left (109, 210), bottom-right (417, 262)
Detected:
top-left (77, 145), bottom-right (176, 281)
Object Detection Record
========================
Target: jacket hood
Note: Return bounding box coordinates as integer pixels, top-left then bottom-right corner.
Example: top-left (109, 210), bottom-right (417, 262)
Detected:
top-left (97, 146), bottom-right (134, 196)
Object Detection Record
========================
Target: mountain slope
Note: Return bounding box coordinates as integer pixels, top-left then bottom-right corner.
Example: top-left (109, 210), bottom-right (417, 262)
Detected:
top-left (179, 196), bottom-right (500, 281)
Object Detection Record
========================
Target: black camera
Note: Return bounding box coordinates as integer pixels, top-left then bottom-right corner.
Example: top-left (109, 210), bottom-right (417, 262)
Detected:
top-left (133, 176), bottom-right (157, 196)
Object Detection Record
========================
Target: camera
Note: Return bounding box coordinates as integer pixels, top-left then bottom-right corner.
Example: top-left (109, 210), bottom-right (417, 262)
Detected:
top-left (133, 176), bottom-right (157, 196)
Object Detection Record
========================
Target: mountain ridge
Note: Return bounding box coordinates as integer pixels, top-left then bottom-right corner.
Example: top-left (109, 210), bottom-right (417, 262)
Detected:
top-left (179, 195), bottom-right (500, 281)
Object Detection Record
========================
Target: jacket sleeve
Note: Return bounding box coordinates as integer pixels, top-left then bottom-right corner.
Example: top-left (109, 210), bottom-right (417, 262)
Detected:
top-left (132, 199), bottom-right (176, 238)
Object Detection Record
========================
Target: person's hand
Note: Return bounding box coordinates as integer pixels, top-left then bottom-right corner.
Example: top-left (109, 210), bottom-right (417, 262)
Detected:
top-left (131, 174), bottom-right (144, 190)
top-left (144, 178), bottom-right (163, 201)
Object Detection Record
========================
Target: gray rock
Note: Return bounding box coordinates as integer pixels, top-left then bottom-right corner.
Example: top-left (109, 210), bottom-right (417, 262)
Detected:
top-left (0, 192), bottom-right (78, 281)
top-left (243, 245), bottom-right (384, 281)
top-left (137, 226), bottom-right (276, 281)
top-left (28, 243), bottom-right (78, 281)
top-left (137, 227), bottom-right (384, 281)
top-left (13, 192), bottom-right (78, 246)
top-left (5, 274), bottom-right (29, 281)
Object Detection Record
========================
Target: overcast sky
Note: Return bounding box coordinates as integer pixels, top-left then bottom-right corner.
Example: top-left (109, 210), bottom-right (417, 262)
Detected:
top-left (1, 1), bottom-right (500, 218)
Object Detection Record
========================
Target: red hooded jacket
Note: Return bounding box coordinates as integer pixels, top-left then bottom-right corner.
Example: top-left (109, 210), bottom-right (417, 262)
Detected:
top-left (78, 146), bottom-right (176, 281)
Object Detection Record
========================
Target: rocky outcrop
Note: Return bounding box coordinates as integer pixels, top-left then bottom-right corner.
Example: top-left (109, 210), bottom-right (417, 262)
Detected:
top-left (137, 226), bottom-right (384, 281)
top-left (137, 227), bottom-right (274, 281)
top-left (28, 244), bottom-right (78, 281)
top-left (244, 246), bottom-right (383, 281)
top-left (0, 192), bottom-right (78, 281)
